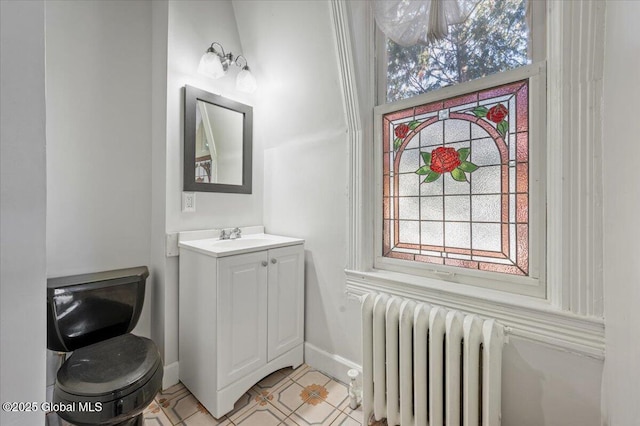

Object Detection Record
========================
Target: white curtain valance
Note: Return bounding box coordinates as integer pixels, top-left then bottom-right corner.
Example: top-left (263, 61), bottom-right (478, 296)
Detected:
top-left (373, 0), bottom-right (480, 46)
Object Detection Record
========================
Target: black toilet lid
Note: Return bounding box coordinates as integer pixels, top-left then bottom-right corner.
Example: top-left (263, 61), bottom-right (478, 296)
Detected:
top-left (57, 334), bottom-right (161, 398)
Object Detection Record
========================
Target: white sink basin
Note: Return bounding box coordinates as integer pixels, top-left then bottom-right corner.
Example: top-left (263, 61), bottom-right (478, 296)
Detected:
top-left (178, 232), bottom-right (304, 257)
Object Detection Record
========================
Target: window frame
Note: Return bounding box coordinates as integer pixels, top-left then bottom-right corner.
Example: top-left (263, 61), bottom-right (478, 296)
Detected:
top-left (374, 64), bottom-right (547, 298)
top-left (334, 0), bottom-right (605, 358)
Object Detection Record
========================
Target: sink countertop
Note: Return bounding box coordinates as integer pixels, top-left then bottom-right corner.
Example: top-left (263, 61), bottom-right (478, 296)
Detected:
top-left (178, 229), bottom-right (304, 258)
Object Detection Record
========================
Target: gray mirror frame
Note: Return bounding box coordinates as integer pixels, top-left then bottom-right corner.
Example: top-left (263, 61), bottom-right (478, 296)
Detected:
top-left (184, 85), bottom-right (253, 193)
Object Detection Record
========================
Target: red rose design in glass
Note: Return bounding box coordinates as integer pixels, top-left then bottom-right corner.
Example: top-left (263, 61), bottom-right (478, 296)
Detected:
top-left (486, 103), bottom-right (508, 123)
top-left (430, 147), bottom-right (461, 174)
top-left (394, 123), bottom-right (410, 139)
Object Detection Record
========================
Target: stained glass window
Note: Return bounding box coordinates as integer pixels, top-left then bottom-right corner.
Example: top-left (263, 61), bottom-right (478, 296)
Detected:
top-left (382, 80), bottom-right (529, 276)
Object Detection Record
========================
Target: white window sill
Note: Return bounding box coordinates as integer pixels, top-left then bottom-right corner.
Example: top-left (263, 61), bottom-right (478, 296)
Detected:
top-left (345, 268), bottom-right (604, 359)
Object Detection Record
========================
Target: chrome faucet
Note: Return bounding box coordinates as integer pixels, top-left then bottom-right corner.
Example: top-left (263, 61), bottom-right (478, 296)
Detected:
top-left (230, 227), bottom-right (242, 239)
top-left (219, 228), bottom-right (241, 240)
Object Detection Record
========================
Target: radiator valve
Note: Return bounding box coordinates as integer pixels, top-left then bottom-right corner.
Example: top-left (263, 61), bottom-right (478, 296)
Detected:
top-left (347, 369), bottom-right (362, 409)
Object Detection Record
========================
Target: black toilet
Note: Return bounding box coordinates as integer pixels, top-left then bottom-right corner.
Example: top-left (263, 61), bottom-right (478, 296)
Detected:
top-left (47, 266), bottom-right (163, 426)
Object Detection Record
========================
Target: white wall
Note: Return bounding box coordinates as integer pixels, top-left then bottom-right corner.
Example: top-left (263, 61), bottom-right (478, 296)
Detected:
top-left (601, 1), bottom-right (640, 424)
top-left (45, 0), bottom-right (153, 336)
top-left (0, 1), bottom-right (47, 424)
top-left (233, 0), bottom-right (362, 367)
top-left (45, 0), bottom-right (154, 393)
top-left (502, 338), bottom-right (602, 426)
top-left (165, 0), bottom-right (260, 233)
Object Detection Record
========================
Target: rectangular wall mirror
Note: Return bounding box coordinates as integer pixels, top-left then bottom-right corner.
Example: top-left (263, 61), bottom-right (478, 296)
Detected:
top-left (184, 85), bottom-right (252, 193)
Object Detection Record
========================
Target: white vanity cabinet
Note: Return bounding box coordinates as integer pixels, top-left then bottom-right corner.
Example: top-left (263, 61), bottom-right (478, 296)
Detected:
top-left (178, 231), bottom-right (304, 419)
top-left (216, 250), bottom-right (269, 390)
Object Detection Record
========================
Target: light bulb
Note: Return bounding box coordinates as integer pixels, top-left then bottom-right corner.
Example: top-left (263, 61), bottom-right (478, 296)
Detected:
top-left (236, 67), bottom-right (257, 93)
top-left (198, 51), bottom-right (225, 79)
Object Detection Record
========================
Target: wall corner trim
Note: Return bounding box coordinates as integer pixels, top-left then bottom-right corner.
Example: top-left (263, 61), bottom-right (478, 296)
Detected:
top-left (546, 0), bottom-right (605, 316)
top-left (162, 361), bottom-right (180, 390)
top-left (329, 0), bottom-right (367, 272)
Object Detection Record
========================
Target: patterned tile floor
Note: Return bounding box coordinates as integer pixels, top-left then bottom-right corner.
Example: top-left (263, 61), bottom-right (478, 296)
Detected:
top-left (145, 364), bottom-right (364, 426)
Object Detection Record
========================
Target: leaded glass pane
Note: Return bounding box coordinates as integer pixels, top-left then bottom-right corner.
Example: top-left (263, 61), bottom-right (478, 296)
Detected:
top-left (398, 197), bottom-right (419, 220)
top-left (470, 165), bottom-right (502, 194)
top-left (420, 122), bottom-right (444, 146)
top-left (420, 197), bottom-right (443, 221)
top-left (382, 79), bottom-right (529, 276)
top-left (399, 220), bottom-right (420, 244)
top-left (420, 178), bottom-right (444, 197)
top-left (398, 173), bottom-right (420, 197)
top-left (398, 148), bottom-right (421, 173)
top-left (445, 196), bottom-right (470, 221)
top-left (444, 120), bottom-right (472, 143)
top-left (472, 223), bottom-right (502, 252)
top-left (470, 138), bottom-right (502, 166)
top-left (444, 173), bottom-right (471, 195)
top-left (445, 222), bottom-right (471, 248)
top-left (421, 221), bottom-right (444, 247)
top-left (471, 195), bottom-right (501, 222)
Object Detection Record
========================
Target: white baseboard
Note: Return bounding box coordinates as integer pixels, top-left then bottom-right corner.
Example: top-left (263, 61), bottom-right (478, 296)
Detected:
top-left (163, 361), bottom-right (180, 390)
top-left (169, 345), bottom-right (357, 390)
top-left (304, 342), bottom-right (361, 384)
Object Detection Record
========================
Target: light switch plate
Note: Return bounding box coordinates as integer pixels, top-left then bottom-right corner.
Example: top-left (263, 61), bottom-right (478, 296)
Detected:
top-left (182, 192), bottom-right (196, 212)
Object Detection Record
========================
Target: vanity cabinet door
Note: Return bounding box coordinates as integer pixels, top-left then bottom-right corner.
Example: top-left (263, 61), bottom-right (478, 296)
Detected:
top-left (267, 245), bottom-right (304, 361)
top-left (217, 251), bottom-right (268, 390)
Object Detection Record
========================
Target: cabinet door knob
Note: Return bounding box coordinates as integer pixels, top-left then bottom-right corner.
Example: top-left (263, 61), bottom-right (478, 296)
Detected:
top-left (271, 258), bottom-right (277, 264)
top-left (261, 261), bottom-right (268, 267)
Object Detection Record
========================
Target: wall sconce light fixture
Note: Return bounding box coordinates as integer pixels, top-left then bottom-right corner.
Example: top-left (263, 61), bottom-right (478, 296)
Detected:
top-left (198, 42), bottom-right (257, 94)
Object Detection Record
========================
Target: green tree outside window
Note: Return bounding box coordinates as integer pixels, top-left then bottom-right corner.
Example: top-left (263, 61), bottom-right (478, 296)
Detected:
top-left (386, 0), bottom-right (530, 103)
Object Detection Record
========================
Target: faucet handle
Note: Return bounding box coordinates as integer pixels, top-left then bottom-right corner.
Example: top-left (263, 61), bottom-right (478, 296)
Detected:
top-left (219, 229), bottom-right (229, 239)
top-left (232, 227), bottom-right (242, 238)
